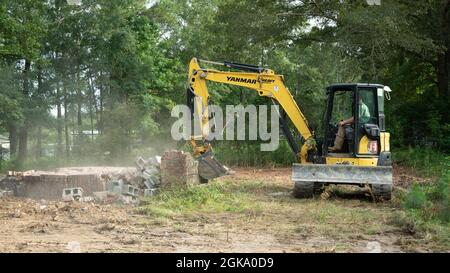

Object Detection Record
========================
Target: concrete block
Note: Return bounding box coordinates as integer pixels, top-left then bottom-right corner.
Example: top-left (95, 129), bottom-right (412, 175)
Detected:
top-left (120, 195), bottom-right (139, 205)
top-left (80, 196), bottom-right (93, 202)
top-left (135, 157), bottom-right (147, 171)
top-left (106, 179), bottom-right (123, 192)
top-left (122, 184), bottom-right (140, 197)
top-left (62, 187), bottom-right (83, 201)
top-left (144, 188), bottom-right (159, 196)
top-left (112, 185), bottom-right (123, 195)
top-left (62, 196), bottom-right (74, 202)
top-left (0, 190), bottom-right (14, 198)
top-left (93, 191), bottom-right (118, 203)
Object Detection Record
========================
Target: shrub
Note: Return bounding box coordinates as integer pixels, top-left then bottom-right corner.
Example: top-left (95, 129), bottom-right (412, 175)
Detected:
top-left (403, 171), bottom-right (449, 223)
top-left (393, 147), bottom-right (449, 177)
top-left (404, 184), bottom-right (427, 210)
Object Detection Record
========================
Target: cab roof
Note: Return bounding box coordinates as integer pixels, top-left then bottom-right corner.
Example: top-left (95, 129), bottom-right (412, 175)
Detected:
top-left (327, 83), bottom-right (385, 89)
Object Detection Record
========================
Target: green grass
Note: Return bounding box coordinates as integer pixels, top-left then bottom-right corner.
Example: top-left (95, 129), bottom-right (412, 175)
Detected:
top-left (393, 147), bottom-right (449, 240)
top-left (388, 210), bottom-right (449, 251)
top-left (394, 169), bottom-right (450, 250)
top-left (134, 174), bottom-right (449, 251)
top-left (402, 171), bottom-right (449, 222)
top-left (211, 140), bottom-right (296, 167)
top-left (404, 184), bottom-right (428, 209)
top-left (393, 147), bottom-right (449, 177)
top-left (138, 178), bottom-right (390, 238)
top-left (137, 181), bottom-right (261, 218)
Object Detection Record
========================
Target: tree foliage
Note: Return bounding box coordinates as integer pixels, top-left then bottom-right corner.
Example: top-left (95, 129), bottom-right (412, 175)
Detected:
top-left (0, 0), bottom-right (448, 167)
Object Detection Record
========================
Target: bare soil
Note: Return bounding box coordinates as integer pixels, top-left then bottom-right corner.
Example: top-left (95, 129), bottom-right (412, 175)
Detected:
top-left (0, 166), bottom-right (447, 253)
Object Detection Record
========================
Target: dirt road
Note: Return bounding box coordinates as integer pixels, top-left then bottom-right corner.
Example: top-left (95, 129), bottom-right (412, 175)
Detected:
top-left (0, 167), bottom-right (446, 252)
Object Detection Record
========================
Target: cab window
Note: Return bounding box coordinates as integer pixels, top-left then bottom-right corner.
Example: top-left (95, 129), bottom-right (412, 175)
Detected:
top-left (331, 90), bottom-right (353, 123)
top-left (358, 88), bottom-right (377, 125)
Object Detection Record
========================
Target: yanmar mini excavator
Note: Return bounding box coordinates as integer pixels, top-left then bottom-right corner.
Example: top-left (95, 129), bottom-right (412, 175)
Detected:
top-left (186, 57), bottom-right (393, 200)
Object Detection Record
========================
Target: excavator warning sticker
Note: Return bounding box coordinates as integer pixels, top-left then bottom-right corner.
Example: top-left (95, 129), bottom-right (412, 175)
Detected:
top-left (368, 141), bottom-right (378, 154)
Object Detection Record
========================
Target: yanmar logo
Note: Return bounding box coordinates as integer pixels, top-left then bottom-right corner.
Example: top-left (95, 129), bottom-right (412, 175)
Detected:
top-left (227, 76), bottom-right (257, 84)
top-left (226, 77), bottom-right (275, 84)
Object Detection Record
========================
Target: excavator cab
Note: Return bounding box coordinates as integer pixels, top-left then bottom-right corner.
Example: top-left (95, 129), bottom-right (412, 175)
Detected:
top-left (323, 83), bottom-right (391, 163)
top-left (293, 83), bottom-right (393, 200)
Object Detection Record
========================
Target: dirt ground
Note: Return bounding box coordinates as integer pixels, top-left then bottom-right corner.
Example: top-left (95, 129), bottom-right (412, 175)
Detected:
top-left (0, 166), bottom-right (447, 253)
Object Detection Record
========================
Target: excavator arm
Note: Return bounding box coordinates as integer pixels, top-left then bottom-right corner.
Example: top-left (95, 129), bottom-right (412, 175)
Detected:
top-left (187, 57), bottom-right (317, 164)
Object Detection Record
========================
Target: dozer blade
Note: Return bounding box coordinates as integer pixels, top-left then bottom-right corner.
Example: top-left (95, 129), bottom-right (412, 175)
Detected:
top-left (292, 163), bottom-right (392, 185)
top-left (197, 151), bottom-right (231, 180)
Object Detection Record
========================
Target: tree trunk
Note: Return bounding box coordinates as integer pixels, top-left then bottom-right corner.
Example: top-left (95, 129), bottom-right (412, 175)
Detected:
top-left (18, 59), bottom-right (31, 164)
top-left (18, 125), bottom-right (28, 164)
top-left (36, 126), bottom-right (42, 159)
top-left (99, 80), bottom-right (104, 134)
top-left (90, 76), bottom-right (100, 126)
top-left (35, 67), bottom-right (43, 160)
top-left (437, 49), bottom-right (450, 125)
top-left (8, 124), bottom-right (18, 158)
top-left (76, 70), bottom-right (82, 130)
top-left (56, 80), bottom-right (63, 157)
top-left (437, 0), bottom-right (450, 122)
top-left (87, 75), bottom-right (96, 140)
top-left (437, 50), bottom-right (449, 99)
top-left (63, 79), bottom-right (70, 158)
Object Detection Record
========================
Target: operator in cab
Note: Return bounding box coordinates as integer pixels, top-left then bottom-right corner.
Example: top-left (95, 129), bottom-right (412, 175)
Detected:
top-left (328, 97), bottom-right (370, 152)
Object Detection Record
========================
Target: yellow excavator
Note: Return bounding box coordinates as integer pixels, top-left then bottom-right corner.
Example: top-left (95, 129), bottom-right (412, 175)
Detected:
top-left (187, 57), bottom-right (393, 200)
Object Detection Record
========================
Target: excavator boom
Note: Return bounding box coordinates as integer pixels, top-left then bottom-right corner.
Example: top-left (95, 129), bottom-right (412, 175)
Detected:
top-left (188, 58), bottom-right (316, 167)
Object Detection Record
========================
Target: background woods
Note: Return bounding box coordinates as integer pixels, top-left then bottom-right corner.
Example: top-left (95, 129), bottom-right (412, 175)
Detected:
top-left (0, 0), bottom-right (449, 169)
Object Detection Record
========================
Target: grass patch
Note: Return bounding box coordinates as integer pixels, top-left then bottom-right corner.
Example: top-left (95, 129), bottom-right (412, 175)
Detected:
top-left (393, 147), bottom-right (449, 248)
top-left (392, 170), bottom-right (450, 250)
top-left (402, 171), bottom-right (449, 223)
top-left (137, 181), bottom-right (261, 218)
top-left (404, 184), bottom-right (428, 210)
top-left (278, 199), bottom-right (390, 240)
top-left (388, 210), bottom-right (449, 251)
top-left (133, 165), bottom-right (448, 250)
top-left (393, 147), bottom-right (449, 177)
top-left (212, 140), bottom-right (296, 167)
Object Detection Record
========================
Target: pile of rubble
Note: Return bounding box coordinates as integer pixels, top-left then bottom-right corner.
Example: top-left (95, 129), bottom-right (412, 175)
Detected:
top-left (0, 155), bottom-right (163, 206)
top-left (97, 156), bottom-right (162, 205)
top-left (0, 196), bottom-right (129, 225)
top-left (0, 175), bottom-right (21, 198)
top-left (0, 150), bottom-right (203, 206)
top-left (134, 156), bottom-right (161, 196)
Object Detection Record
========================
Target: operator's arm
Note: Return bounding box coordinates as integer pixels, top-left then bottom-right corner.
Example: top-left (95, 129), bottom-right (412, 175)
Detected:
top-left (339, 117), bottom-right (354, 126)
top-left (188, 58), bottom-right (316, 163)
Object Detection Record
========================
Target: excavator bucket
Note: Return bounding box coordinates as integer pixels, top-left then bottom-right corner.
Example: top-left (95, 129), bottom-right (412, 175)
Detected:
top-left (197, 151), bottom-right (231, 180)
top-left (292, 163), bottom-right (393, 199)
